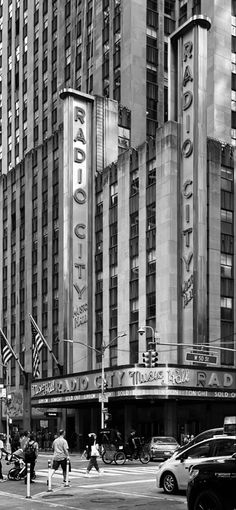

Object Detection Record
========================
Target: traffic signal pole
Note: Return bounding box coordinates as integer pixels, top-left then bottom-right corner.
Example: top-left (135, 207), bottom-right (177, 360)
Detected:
top-left (101, 346), bottom-right (105, 429)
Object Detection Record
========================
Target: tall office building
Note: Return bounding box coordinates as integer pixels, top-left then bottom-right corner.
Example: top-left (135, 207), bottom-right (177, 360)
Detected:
top-left (0, 1), bottom-right (236, 441)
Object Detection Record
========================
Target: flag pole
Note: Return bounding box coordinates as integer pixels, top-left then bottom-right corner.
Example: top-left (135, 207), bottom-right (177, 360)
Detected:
top-left (0, 328), bottom-right (25, 375)
top-left (29, 314), bottom-right (63, 373)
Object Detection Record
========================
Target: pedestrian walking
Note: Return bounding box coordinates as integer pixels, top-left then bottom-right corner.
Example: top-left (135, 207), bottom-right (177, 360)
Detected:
top-left (0, 433), bottom-right (8, 482)
top-left (10, 427), bottom-right (20, 453)
top-left (85, 433), bottom-right (102, 476)
top-left (20, 430), bottom-right (30, 451)
top-left (23, 432), bottom-right (38, 483)
top-left (49, 429), bottom-right (70, 484)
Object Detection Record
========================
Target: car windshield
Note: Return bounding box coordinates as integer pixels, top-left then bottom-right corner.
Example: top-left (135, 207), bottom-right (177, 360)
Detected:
top-left (153, 437), bottom-right (177, 444)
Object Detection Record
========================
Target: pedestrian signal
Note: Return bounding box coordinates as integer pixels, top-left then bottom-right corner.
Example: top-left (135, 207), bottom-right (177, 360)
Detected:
top-left (104, 412), bottom-right (112, 422)
top-left (150, 350), bottom-right (158, 367)
top-left (142, 351), bottom-right (150, 367)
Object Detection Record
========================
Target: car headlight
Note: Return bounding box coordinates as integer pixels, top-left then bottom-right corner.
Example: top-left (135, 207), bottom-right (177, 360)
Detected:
top-left (189, 467), bottom-right (199, 480)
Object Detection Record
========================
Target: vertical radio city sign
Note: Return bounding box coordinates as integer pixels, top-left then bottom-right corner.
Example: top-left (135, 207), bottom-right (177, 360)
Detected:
top-left (60, 89), bottom-right (94, 371)
top-left (169, 16), bottom-right (211, 345)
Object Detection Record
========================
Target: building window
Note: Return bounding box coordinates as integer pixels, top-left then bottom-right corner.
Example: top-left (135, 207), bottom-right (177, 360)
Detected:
top-left (130, 256), bottom-right (139, 280)
top-left (147, 158), bottom-right (156, 186)
top-left (221, 209), bottom-right (233, 235)
top-left (130, 169), bottom-right (139, 196)
top-left (130, 212), bottom-right (139, 238)
top-left (147, 249), bottom-right (156, 274)
top-left (221, 297), bottom-right (233, 320)
top-left (146, 202), bottom-right (156, 230)
top-left (221, 254), bottom-right (233, 278)
top-left (110, 222), bottom-right (117, 247)
top-left (110, 182), bottom-right (118, 206)
top-left (130, 298), bottom-right (139, 323)
top-left (147, 292), bottom-right (156, 318)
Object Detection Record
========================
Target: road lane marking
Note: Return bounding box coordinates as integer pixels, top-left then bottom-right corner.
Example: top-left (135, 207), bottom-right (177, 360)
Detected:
top-left (94, 487), bottom-right (186, 503)
top-left (79, 478), bottom-right (155, 488)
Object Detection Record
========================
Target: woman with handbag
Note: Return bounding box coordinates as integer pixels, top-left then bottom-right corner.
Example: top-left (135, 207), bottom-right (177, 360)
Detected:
top-left (85, 433), bottom-right (102, 477)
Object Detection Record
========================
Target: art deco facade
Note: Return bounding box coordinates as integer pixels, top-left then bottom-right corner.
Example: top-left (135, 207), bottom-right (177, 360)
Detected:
top-left (0, 1), bottom-right (236, 442)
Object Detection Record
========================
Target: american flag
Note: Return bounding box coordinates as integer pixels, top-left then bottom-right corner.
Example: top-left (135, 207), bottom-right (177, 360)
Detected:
top-left (31, 319), bottom-right (44, 378)
top-left (0, 329), bottom-right (14, 365)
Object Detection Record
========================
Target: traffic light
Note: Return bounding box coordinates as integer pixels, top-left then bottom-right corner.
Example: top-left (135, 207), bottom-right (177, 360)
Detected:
top-left (103, 379), bottom-right (108, 391)
top-left (150, 350), bottom-right (158, 367)
top-left (142, 351), bottom-right (150, 367)
top-left (6, 394), bottom-right (12, 406)
top-left (103, 408), bottom-right (112, 422)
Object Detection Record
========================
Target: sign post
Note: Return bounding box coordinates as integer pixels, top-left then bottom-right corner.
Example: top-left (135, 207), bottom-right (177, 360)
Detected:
top-left (186, 351), bottom-right (218, 365)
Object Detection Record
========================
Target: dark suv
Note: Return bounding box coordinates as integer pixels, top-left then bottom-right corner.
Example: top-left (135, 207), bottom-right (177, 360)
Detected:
top-left (187, 453), bottom-right (236, 510)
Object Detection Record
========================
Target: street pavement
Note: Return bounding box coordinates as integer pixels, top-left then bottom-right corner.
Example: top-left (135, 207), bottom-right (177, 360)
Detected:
top-left (0, 452), bottom-right (187, 509)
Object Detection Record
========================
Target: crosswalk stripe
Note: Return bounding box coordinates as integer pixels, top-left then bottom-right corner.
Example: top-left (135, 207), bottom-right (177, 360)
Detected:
top-left (36, 466), bottom-right (157, 479)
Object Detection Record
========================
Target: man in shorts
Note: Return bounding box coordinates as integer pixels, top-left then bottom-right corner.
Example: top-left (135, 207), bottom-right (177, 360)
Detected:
top-left (49, 429), bottom-right (70, 484)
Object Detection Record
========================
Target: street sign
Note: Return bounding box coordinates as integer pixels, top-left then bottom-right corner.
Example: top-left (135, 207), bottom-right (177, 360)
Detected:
top-left (99, 394), bottom-right (109, 403)
top-left (186, 351), bottom-right (218, 365)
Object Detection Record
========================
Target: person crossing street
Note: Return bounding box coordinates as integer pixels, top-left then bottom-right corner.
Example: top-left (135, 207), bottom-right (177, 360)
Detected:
top-left (49, 429), bottom-right (70, 484)
top-left (85, 433), bottom-right (102, 476)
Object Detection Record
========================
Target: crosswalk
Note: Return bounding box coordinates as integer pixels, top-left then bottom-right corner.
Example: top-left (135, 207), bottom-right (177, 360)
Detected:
top-left (35, 465), bottom-right (157, 483)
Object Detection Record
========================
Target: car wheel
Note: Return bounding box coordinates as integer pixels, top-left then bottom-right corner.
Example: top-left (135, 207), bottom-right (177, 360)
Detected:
top-left (193, 490), bottom-right (226, 510)
top-left (162, 471), bottom-right (178, 494)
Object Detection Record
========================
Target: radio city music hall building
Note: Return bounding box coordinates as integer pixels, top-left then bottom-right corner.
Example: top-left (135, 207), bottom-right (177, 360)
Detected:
top-left (30, 16), bottom-right (236, 441)
top-left (0, 2), bottom-right (236, 442)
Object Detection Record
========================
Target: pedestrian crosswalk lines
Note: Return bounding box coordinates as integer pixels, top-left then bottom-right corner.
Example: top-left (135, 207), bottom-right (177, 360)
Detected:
top-left (36, 465), bottom-right (157, 482)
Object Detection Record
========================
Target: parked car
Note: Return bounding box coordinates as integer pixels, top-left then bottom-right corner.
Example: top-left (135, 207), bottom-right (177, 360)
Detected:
top-left (156, 435), bottom-right (236, 495)
top-left (176, 427), bottom-right (224, 453)
top-left (149, 436), bottom-right (179, 461)
top-left (187, 453), bottom-right (236, 510)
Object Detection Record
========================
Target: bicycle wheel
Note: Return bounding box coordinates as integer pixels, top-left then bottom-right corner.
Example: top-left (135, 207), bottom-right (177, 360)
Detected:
top-left (139, 449), bottom-right (151, 464)
top-left (102, 450), bottom-right (114, 464)
top-left (114, 451), bottom-right (126, 465)
top-left (8, 467), bottom-right (20, 480)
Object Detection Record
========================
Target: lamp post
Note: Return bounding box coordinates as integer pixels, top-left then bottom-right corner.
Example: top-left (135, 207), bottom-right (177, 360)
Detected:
top-left (138, 325), bottom-right (158, 349)
top-left (64, 332), bottom-right (126, 429)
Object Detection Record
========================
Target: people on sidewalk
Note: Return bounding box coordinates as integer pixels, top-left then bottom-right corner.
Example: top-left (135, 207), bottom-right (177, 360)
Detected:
top-left (0, 433), bottom-right (8, 482)
top-left (23, 432), bottom-right (38, 483)
top-left (49, 429), bottom-right (70, 484)
top-left (85, 433), bottom-right (102, 476)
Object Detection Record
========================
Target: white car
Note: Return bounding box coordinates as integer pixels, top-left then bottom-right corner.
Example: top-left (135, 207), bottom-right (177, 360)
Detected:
top-left (156, 435), bottom-right (236, 494)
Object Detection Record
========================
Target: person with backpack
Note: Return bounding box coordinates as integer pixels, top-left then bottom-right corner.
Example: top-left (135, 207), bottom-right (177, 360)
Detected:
top-left (23, 432), bottom-right (38, 483)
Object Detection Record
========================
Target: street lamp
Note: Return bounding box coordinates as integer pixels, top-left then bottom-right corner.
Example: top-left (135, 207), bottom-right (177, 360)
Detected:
top-left (138, 325), bottom-right (159, 349)
top-left (64, 332), bottom-right (127, 429)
